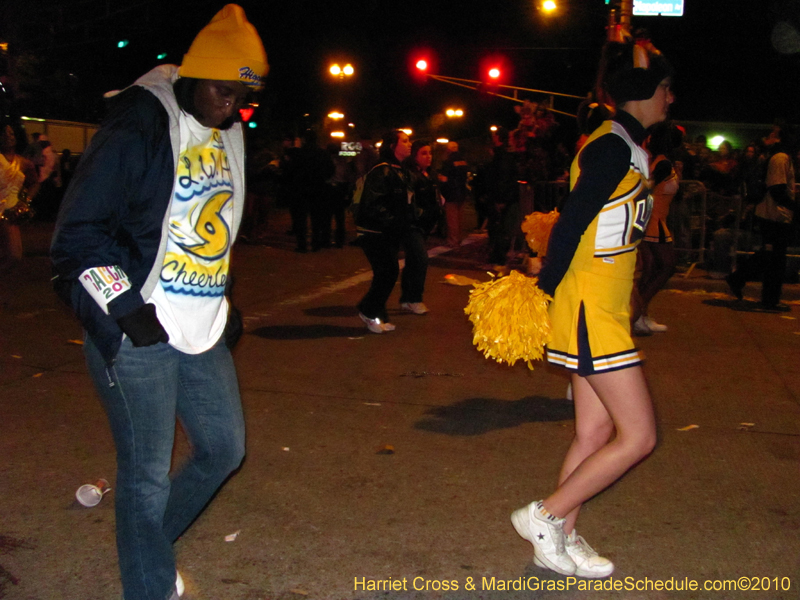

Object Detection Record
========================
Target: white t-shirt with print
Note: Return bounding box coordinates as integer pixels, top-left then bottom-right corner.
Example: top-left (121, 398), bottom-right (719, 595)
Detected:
top-left (149, 113), bottom-right (234, 354)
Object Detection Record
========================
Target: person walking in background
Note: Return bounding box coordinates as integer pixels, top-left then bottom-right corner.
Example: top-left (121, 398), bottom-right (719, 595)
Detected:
top-left (0, 118), bottom-right (38, 274)
top-left (285, 129), bottom-right (334, 252)
top-left (438, 140), bottom-right (469, 247)
top-left (326, 142), bottom-right (357, 248)
top-left (485, 126), bottom-right (521, 268)
top-left (512, 36), bottom-right (674, 579)
top-left (400, 139), bottom-right (441, 315)
top-left (632, 121), bottom-right (682, 335)
top-left (50, 5), bottom-right (268, 599)
top-left (726, 126), bottom-right (796, 311)
top-left (355, 129), bottom-right (416, 332)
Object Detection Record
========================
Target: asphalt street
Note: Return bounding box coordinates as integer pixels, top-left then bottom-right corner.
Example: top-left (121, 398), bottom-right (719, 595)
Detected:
top-left (1, 213), bottom-right (799, 600)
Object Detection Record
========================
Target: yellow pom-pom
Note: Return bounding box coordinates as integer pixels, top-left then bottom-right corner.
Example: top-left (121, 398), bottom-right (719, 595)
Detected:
top-left (464, 270), bottom-right (552, 369)
top-left (521, 210), bottom-right (560, 256)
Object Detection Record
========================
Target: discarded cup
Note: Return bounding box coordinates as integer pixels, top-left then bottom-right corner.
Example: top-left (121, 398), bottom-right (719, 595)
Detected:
top-left (75, 479), bottom-right (111, 507)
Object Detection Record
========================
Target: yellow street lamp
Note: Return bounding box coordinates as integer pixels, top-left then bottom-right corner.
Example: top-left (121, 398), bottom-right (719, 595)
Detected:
top-left (328, 111), bottom-right (345, 120)
top-left (543, 0), bottom-right (557, 12)
top-left (446, 108), bottom-right (464, 118)
top-left (331, 131), bottom-right (345, 138)
top-left (329, 63), bottom-right (354, 79)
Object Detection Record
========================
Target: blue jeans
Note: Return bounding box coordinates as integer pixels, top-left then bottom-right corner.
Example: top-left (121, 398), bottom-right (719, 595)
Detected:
top-left (85, 336), bottom-right (245, 600)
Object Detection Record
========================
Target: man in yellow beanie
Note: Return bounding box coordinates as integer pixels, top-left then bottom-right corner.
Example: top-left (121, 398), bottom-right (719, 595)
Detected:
top-left (51, 5), bottom-right (267, 599)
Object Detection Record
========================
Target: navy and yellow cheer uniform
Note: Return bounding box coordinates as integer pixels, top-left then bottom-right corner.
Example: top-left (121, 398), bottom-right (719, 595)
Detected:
top-left (538, 111), bottom-right (652, 375)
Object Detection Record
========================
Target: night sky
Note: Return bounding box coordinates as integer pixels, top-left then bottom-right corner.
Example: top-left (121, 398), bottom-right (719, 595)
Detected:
top-left (4, 0), bottom-right (800, 137)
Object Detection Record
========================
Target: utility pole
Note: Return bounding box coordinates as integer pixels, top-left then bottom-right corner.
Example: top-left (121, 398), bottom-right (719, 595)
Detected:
top-left (607, 0), bottom-right (634, 41)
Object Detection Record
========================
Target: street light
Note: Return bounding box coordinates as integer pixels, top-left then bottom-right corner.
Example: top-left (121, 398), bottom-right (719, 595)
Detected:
top-left (328, 111), bottom-right (345, 120)
top-left (445, 108), bottom-right (464, 118)
top-left (542, 0), bottom-right (557, 12)
top-left (329, 63), bottom-right (354, 79)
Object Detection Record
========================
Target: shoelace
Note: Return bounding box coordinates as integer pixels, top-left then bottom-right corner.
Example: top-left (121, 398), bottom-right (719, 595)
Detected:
top-left (569, 533), bottom-right (598, 558)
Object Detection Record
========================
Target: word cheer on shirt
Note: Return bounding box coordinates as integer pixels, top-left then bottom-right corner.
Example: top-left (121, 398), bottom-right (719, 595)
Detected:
top-left (149, 114), bottom-right (234, 353)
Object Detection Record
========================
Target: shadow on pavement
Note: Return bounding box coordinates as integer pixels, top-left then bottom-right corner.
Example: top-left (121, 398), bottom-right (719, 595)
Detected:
top-left (303, 305), bottom-right (359, 318)
top-left (702, 298), bottom-right (793, 313)
top-left (414, 395), bottom-right (574, 436)
top-left (250, 324), bottom-right (367, 339)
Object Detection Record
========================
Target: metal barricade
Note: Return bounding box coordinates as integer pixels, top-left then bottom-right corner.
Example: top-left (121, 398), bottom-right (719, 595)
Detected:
top-left (667, 180), bottom-right (707, 266)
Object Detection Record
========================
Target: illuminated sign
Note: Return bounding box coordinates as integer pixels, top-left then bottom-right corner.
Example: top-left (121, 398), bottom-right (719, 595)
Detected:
top-left (633, 0), bottom-right (684, 16)
top-left (339, 141), bottom-right (363, 157)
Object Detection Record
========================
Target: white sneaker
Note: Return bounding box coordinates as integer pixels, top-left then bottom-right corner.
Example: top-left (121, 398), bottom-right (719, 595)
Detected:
top-left (400, 302), bottom-right (429, 314)
top-left (632, 315), bottom-right (652, 337)
top-left (176, 572), bottom-right (184, 597)
top-left (643, 316), bottom-right (667, 332)
top-left (359, 312), bottom-right (385, 334)
top-left (562, 530), bottom-right (614, 578)
top-left (511, 501), bottom-right (576, 575)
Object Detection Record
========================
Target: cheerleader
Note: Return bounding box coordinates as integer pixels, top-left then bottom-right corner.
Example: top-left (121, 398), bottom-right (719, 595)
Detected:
top-left (511, 37), bottom-right (674, 578)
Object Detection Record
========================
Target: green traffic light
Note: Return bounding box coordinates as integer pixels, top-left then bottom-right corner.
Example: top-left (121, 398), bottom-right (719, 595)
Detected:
top-left (117, 40), bottom-right (129, 48)
top-left (248, 122), bottom-right (257, 129)
top-left (157, 53), bottom-right (167, 60)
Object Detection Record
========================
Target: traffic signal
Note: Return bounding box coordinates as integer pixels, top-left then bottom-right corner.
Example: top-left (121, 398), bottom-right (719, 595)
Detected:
top-left (239, 107), bottom-right (255, 122)
top-left (416, 59), bottom-right (428, 72)
top-left (487, 67), bottom-right (501, 80)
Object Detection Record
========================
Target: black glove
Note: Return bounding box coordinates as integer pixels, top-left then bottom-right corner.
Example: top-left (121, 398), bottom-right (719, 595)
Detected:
top-left (224, 304), bottom-right (243, 350)
top-left (116, 304), bottom-right (169, 347)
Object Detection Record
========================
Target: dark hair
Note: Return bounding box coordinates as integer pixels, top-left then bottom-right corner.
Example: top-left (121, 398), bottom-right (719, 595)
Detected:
top-left (379, 129), bottom-right (404, 163)
top-left (410, 139), bottom-right (430, 162)
top-left (648, 121), bottom-right (683, 157)
top-left (576, 99), bottom-right (613, 136)
top-left (596, 40), bottom-right (673, 106)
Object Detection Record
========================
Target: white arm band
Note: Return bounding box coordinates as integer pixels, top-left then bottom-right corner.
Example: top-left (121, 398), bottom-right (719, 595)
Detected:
top-left (79, 266), bottom-right (133, 315)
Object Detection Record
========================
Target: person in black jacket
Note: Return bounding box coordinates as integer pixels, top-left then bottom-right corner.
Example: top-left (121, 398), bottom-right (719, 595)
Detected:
top-left (400, 139), bottom-right (441, 314)
top-left (485, 126), bottom-right (521, 266)
top-left (49, 6), bottom-right (267, 599)
top-left (355, 129), bottom-right (415, 332)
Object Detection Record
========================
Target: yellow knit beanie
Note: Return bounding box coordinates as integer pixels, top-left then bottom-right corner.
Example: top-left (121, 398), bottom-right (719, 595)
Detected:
top-left (179, 4), bottom-right (268, 90)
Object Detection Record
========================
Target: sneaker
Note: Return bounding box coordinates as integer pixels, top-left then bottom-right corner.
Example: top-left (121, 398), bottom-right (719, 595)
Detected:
top-left (511, 501), bottom-right (576, 576)
top-left (643, 316), bottom-right (667, 332)
top-left (632, 316), bottom-right (652, 337)
top-left (725, 273), bottom-right (743, 300)
top-left (382, 321), bottom-right (396, 331)
top-left (359, 312), bottom-right (386, 334)
top-left (561, 530), bottom-right (614, 578)
top-left (400, 302), bottom-right (429, 315)
top-left (176, 572), bottom-right (184, 597)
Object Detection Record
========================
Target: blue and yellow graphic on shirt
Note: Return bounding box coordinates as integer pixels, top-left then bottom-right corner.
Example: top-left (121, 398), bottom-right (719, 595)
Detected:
top-left (161, 131), bottom-right (233, 297)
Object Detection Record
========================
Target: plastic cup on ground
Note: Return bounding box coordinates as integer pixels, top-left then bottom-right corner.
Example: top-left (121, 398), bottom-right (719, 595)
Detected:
top-left (76, 479), bottom-right (111, 507)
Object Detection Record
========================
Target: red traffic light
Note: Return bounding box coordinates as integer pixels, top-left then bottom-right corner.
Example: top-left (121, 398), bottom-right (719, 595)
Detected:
top-left (488, 67), bottom-right (501, 80)
top-left (239, 107), bottom-right (255, 122)
top-left (416, 59), bottom-right (428, 71)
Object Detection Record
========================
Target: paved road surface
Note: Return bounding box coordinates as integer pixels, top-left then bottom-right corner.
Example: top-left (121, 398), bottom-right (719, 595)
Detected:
top-left (1, 214), bottom-right (799, 600)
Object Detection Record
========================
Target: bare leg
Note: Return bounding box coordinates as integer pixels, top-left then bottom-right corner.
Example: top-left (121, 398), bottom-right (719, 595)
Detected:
top-left (557, 373), bottom-right (615, 533)
top-left (542, 366), bottom-right (656, 522)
